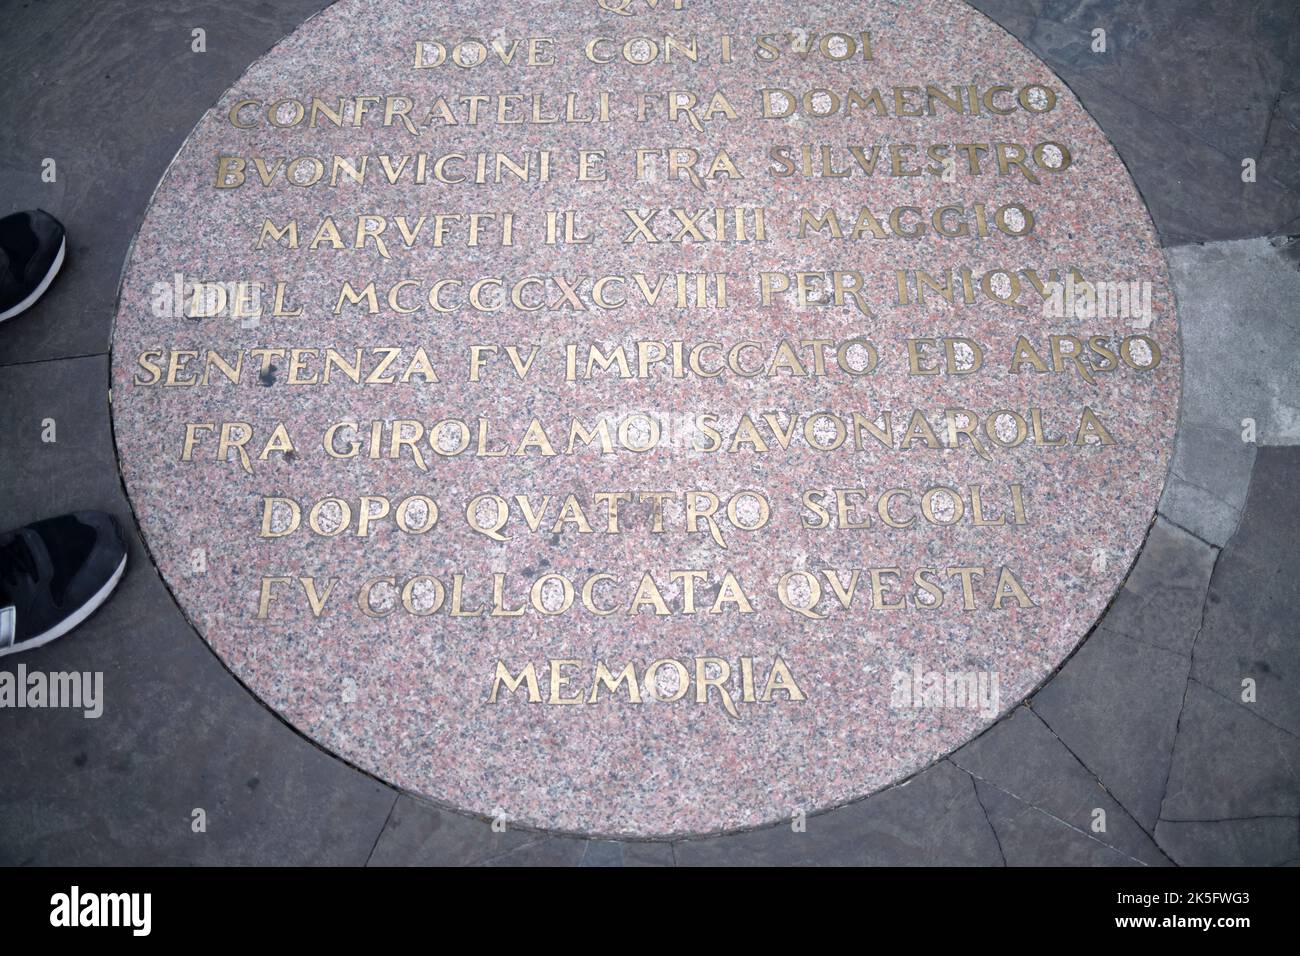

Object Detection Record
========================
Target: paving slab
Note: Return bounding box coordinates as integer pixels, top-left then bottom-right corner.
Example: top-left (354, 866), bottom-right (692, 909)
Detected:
top-left (0, 355), bottom-right (396, 865)
top-left (1032, 627), bottom-right (1190, 832)
top-left (366, 795), bottom-right (675, 867)
top-left (480, 837), bottom-right (590, 868)
top-left (1159, 680), bottom-right (1300, 829)
top-left (0, 0), bottom-right (331, 365)
top-left (973, 779), bottom-right (1153, 865)
top-left (1093, 517), bottom-right (1218, 656)
top-left (0, 555), bottom-right (398, 865)
top-left (1034, 1), bottom-right (1296, 162)
top-left (1060, 75), bottom-right (1300, 245)
top-left (965, 0), bottom-right (1041, 41)
top-left (1195, 446), bottom-right (1300, 576)
top-left (967, 1), bottom-right (1300, 243)
top-left (1166, 238), bottom-right (1300, 446)
top-left (1154, 818), bottom-right (1300, 867)
top-left (1260, 28), bottom-right (1300, 194)
top-left (951, 706), bottom-right (1170, 864)
top-left (366, 795), bottom-right (540, 867)
top-left (1191, 447), bottom-right (1300, 736)
top-left (0, 355), bottom-right (122, 524)
top-left (1159, 424), bottom-right (1255, 548)
top-left (673, 761), bottom-right (1005, 866)
top-left (579, 840), bottom-right (676, 867)
top-left (1158, 236), bottom-right (1300, 544)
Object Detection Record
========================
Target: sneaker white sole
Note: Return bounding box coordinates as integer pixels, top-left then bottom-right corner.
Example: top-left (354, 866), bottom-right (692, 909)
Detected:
top-left (0, 552), bottom-right (126, 658)
top-left (0, 234), bottom-right (66, 322)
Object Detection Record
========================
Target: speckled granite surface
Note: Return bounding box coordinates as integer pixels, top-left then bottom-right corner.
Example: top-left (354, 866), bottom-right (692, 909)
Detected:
top-left (109, 0), bottom-right (1179, 836)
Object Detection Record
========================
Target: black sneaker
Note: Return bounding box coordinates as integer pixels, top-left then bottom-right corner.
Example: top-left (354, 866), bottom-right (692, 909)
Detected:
top-left (0, 512), bottom-right (127, 657)
top-left (0, 209), bottom-right (67, 323)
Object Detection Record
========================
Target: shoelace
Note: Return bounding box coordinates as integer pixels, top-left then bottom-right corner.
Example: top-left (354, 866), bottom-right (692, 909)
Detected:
top-left (0, 534), bottom-right (38, 587)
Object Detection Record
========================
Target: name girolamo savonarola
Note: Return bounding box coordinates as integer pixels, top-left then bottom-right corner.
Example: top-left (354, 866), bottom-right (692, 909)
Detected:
top-left (0, 664), bottom-right (103, 718)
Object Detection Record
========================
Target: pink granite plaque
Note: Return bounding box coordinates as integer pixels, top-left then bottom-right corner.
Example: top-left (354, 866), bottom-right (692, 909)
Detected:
top-left (110, 0), bottom-right (1180, 836)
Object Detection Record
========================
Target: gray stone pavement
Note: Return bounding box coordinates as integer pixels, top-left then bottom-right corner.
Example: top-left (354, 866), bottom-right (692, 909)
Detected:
top-left (2, 0), bottom-right (1298, 865)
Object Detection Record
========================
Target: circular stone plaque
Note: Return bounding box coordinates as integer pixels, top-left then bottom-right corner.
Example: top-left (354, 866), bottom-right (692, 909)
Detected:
top-left (111, 0), bottom-right (1179, 836)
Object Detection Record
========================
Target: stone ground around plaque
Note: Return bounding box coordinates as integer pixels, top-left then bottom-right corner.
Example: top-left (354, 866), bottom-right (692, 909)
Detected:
top-left (1, 0), bottom-right (1298, 865)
